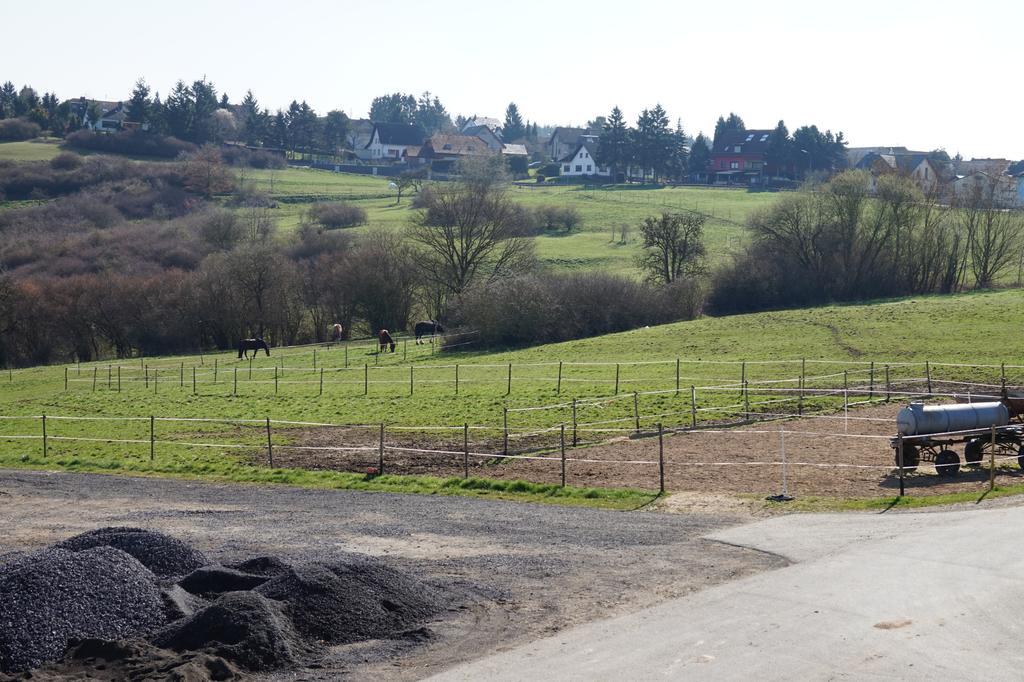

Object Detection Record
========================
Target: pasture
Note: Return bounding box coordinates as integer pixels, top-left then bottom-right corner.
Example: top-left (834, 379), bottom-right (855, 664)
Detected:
top-left (241, 166), bottom-right (770, 273)
top-left (0, 138), bottom-right (63, 162)
top-left (2, 289), bottom-right (1024, 504)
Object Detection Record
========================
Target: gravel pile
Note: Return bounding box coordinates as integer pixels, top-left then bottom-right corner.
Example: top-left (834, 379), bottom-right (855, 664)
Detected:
top-left (152, 591), bottom-right (313, 671)
top-left (55, 527), bottom-right (208, 578)
top-left (1, 528), bottom-right (446, 676)
top-left (0, 547), bottom-right (166, 672)
top-left (255, 555), bottom-right (442, 645)
top-left (177, 565), bottom-right (269, 596)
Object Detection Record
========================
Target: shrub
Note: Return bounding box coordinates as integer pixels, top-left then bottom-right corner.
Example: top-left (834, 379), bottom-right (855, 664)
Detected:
top-left (64, 129), bottom-right (197, 158)
top-left (307, 201), bottom-right (367, 230)
top-left (535, 205), bottom-right (582, 232)
top-left (0, 118), bottom-right (42, 142)
top-left (49, 152), bottom-right (83, 171)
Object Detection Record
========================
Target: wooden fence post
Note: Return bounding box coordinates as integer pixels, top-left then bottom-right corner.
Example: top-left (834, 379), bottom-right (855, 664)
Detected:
top-left (633, 392), bottom-right (640, 434)
top-left (658, 422), bottom-right (665, 494)
top-left (676, 358), bottom-right (680, 396)
top-left (345, 344), bottom-right (349, 368)
top-left (150, 415), bottom-right (155, 462)
top-left (214, 358), bottom-right (218, 383)
top-left (885, 365), bottom-right (891, 401)
top-left (364, 363), bottom-right (369, 395)
top-left (503, 407), bottom-right (509, 456)
top-left (313, 348), bottom-right (317, 370)
top-left (897, 434), bottom-right (905, 497)
top-left (41, 414), bottom-right (47, 457)
top-left (233, 367), bottom-right (237, 396)
top-left (560, 424), bottom-right (566, 487)
top-left (64, 367), bottom-right (68, 392)
top-left (743, 380), bottom-right (749, 420)
top-left (506, 363), bottom-right (512, 396)
top-left (409, 365), bottom-right (414, 395)
top-left (572, 399), bottom-right (578, 447)
top-left (145, 366), bottom-right (149, 390)
top-left (557, 361), bottom-right (563, 395)
top-left (274, 366), bottom-right (279, 394)
top-left (179, 362), bottom-right (184, 387)
top-left (991, 424), bottom-right (997, 492)
top-left (463, 423), bottom-right (469, 479)
top-left (154, 369), bottom-right (158, 394)
top-left (455, 364), bottom-right (460, 395)
top-left (319, 367), bottom-right (324, 396)
top-left (740, 360), bottom-right (746, 396)
top-left (615, 364), bottom-right (620, 395)
top-left (192, 366), bottom-right (197, 395)
top-left (404, 339), bottom-right (408, 361)
top-left (266, 417), bottom-right (273, 467)
top-left (926, 361), bottom-right (932, 395)
top-left (107, 365), bottom-right (111, 389)
top-left (117, 366), bottom-right (121, 393)
top-left (690, 385), bottom-right (697, 429)
top-left (869, 361), bottom-right (875, 398)
top-left (378, 423), bottom-right (385, 474)
top-left (248, 357), bottom-right (252, 380)
top-left (92, 367), bottom-right (97, 392)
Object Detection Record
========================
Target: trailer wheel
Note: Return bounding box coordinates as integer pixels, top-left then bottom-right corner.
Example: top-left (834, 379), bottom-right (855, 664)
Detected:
top-left (896, 445), bottom-right (920, 471)
top-left (965, 439), bottom-right (985, 465)
top-left (935, 449), bottom-right (960, 477)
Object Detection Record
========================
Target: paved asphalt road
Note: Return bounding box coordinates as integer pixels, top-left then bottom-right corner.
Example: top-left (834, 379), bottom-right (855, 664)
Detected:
top-left (433, 501), bottom-right (1024, 680)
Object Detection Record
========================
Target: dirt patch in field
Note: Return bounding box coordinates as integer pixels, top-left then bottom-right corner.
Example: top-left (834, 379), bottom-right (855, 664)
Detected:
top-left (266, 404), bottom-right (1024, 499)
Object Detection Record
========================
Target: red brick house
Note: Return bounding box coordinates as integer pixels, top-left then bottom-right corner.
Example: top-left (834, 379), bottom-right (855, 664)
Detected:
top-left (710, 129), bottom-right (773, 184)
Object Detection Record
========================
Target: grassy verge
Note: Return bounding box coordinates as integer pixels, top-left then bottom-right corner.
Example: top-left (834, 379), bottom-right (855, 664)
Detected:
top-left (759, 482), bottom-right (1024, 513)
top-left (0, 450), bottom-right (657, 511)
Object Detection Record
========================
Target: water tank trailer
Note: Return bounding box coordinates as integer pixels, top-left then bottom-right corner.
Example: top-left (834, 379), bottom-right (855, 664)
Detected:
top-left (892, 401), bottom-right (1024, 476)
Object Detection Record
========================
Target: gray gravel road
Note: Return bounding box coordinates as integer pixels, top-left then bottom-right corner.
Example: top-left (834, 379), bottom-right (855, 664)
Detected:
top-left (0, 469), bottom-right (783, 679)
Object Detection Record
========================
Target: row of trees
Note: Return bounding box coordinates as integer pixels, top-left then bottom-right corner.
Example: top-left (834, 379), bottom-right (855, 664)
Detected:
top-left (597, 105), bottom-right (688, 182)
top-left (709, 171), bottom-right (1024, 313)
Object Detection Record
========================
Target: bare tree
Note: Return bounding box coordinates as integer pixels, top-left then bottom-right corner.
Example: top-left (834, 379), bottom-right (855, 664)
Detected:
top-left (637, 212), bottom-right (707, 284)
top-left (958, 178), bottom-right (1024, 288)
top-left (410, 157), bottom-right (535, 298)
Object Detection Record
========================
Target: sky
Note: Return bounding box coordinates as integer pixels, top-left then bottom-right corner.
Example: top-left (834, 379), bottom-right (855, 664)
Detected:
top-left (4, 0), bottom-right (1022, 159)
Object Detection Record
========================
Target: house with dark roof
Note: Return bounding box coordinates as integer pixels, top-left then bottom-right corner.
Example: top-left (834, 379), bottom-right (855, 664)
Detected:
top-left (548, 127), bottom-right (595, 161)
top-left (364, 122), bottom-right (426, 161)
top-left (558, 141), bottom-right (609, 177)
top-left (462, 124), bottom-right (503, 152)
top-left (709, 129), bottom-right (774, 184)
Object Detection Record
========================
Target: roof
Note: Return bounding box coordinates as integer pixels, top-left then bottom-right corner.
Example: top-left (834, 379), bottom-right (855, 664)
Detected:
top-left (501, 143), bottom-right (528, 156)
top-left (854, 152), bottom-right (898, 172)
top-left (711, 129), bottom-right (773, 155)
top-left (366, 122), bottom-right (426, 148)
top-left (422, 134), bottom-right (493, 157)
top-left (957, 158), bottom-right (1012, 176)
top-left (461, 117), bottom-right (501, 132)
top-left (558, 142), bottom-right (597, 164)
top-left (463, 124), bottom-right (501, 139)
top-left (550, 127), bottom-right (588, 144)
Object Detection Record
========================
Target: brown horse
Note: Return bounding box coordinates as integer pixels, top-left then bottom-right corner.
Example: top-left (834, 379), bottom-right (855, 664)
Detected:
top-left (378, 329), bottom-right (396, 353)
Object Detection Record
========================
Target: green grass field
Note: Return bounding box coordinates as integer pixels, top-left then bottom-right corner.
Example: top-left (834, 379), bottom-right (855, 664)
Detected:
top-left (0, 138), bottom-right (63, 162)
top-left (240, 167), bottom-right (770, 274)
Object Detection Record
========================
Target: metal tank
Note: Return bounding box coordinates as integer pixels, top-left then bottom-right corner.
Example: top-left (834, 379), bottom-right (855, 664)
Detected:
top-left (897, 401), bottom-right (1009, 436)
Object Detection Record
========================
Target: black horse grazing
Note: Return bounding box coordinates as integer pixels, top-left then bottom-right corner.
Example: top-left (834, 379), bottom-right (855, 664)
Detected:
top-left (238, 337), bottom-right (270, 359)
top-left (378, 329), bottom-right (396, 354)
top-left (414, 320), bottom-right (445, 344)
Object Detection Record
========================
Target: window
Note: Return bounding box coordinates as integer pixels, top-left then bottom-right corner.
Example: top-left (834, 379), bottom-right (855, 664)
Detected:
top-left (730, 161), bottom-right (739, 170)
top-left (760, 134), bottom-right (769, 142)
top-left (563, 164), bottom-right (571, 172)
top-left (587, 164), bottom-right (592, 172)
top-left (745, 134), bottom-right (754, 142)
top-left (734, 146), bottom-right (741, 153)
top-left (575, 164), bottom-right (583, 172)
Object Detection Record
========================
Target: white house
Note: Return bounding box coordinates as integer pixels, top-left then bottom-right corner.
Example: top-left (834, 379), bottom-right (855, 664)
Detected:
top-left (558, 142), bottom-right (609, 177)
top-left (364, 122), bottom-right (426, 161)
top-left (952, 171), bottom-right (1019, 206)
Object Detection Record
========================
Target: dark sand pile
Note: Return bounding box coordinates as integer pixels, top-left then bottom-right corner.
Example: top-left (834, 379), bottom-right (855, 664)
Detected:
top-left (0, 528), bottom-right (448, 679)
top-left (0, 546), bottom-right (166, 672)
top-left (55, 527), bottom-right (208, 578)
